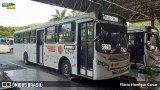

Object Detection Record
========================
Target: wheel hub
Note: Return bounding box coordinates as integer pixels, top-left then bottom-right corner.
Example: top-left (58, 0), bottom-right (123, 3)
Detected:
top-left (63, 64), bottom-right (68, 73)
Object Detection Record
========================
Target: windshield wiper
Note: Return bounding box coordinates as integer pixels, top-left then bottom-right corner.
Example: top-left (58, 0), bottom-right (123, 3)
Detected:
top-left (94, 34), bottom-right (100, 41)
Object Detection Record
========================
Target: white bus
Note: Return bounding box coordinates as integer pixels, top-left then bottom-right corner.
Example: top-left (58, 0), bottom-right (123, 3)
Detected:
top-left (0, 38), bottom-right (14, 53)
top-left (128, 26), bottom-right (160, 67)
top-left (14, 12), bottom-right (130, 80)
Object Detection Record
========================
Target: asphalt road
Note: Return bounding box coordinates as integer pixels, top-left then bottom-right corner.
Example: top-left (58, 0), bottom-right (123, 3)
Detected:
top-left (0, 53), bottom-right (142, 90)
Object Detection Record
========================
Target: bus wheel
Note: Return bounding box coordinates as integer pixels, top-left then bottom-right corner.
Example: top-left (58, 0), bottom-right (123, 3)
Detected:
top-left (61, 60), bottom-right (72, 77)
top-left (10, 49), bottom-right (13, 53)
top-left (24, 53), bottom-right (29, 65)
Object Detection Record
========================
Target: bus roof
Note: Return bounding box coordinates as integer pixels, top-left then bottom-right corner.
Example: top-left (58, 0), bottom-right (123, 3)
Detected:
top-left (127, 26), bottom-right (158, 33)
top-left (14, 11), bottom-right (126, 34)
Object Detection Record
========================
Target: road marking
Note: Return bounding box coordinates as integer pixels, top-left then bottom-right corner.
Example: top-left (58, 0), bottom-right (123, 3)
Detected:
top-left (5, 61), bottom-right (28, 69)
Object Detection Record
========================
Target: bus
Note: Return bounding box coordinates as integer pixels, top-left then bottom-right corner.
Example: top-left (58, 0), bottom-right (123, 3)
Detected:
top-left (14, 12), bottom-right (130, 80)
top-left (128, 26), bottom-right (160, 67)
top-left (0, 38), bottom-right (14, 53)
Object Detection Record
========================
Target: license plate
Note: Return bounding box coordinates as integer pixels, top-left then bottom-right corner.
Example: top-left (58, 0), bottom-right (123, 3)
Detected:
top-left (112, 67), bottom-right (129, 74)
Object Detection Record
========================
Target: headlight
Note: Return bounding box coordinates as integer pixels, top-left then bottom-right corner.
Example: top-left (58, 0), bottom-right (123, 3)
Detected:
top-left (149, 45), bottom-right (156, 51)
top-left (121, 47), bottom-right (127, 52)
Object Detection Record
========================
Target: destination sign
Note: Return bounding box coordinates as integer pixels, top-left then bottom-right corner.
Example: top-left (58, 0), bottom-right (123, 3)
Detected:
top-left (98, 12), bottom-right (126, 24)
top-left (102, 14), bottom-right (118, 22)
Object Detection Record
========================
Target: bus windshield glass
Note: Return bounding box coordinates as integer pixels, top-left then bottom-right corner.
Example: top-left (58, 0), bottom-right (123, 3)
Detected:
top-left (147, 32), bottom-right (160, 51)
top-left (95, 22), bottom-right (128, 54)
top-left (0, 39), bottom-right (9, 45)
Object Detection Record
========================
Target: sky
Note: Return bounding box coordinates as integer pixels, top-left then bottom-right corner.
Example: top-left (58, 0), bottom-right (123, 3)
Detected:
top-left (0, 0), bottom-right (71, 27)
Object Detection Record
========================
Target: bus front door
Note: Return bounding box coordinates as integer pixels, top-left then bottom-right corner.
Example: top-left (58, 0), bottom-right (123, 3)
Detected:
top-left (37, 30), bottom-right (44, 64)
top-left (78, 22), bottom-right (94, 77)
top-left (129, 32), bottom-right (144, 67)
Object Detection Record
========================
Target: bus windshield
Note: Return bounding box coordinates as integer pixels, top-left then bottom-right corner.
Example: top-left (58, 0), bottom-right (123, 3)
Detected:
top-left (147, 32), bottom-right (160, 51)
top-left (0, 39), bottom-right (9, 45)
top-left (95, 22), bottom-right (128, 54)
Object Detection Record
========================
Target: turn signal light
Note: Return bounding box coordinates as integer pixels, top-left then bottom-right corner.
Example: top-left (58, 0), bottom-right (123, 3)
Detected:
top-left (111, 63), bottom-right (119, 67)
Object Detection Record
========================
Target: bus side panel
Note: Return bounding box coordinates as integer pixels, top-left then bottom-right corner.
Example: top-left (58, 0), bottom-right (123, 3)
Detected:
top-left (68, 45), bottom-right (77, 75)
top-left (14, 44), bottom-right (24, 60)
top-left (9, 45), bottom-right (13, 51)
top-left (26, 44), bottom-right (37, 63)
top-left (57, 44), bottom-right (78, 75)
top-left (0, 45), bottom-right (10, 53)
top-left (43, 44), bottom-right (58, 69)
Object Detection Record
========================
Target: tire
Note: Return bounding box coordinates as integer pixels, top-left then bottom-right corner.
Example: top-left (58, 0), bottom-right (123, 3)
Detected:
top-left (24, 53), bottom-right (29, 65)
top-left (61, 60), bottom-right (72, 77)
top-left (10, 48), bottom-right (13, 53)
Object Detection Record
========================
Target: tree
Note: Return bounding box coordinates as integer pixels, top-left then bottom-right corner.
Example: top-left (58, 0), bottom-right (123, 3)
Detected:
top-left (49, 9), bottom-right (83, 22)
top-left (69, 10), bottom-right (83, 17)
top-left (49, 9), bottom-right (70, 21)
top-left (0, 23), bottom-right (44, 38)
top-left (128, 19), bottom-right (160, 31)
top-left (158, 19), bottom-right (160, 24)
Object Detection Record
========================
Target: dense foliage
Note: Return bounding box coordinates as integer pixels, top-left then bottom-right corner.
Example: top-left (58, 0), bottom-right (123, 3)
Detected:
top-left (128, 19), bottom-right (160, 31)
top-left (0, 23), bottom-right (44, 38)
top-left (49, 9), bottom-right (83, 21)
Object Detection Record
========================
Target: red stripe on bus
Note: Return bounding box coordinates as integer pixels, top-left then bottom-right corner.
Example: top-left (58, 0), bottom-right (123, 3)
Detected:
top-left (46, 45), bottom-right (56, 52)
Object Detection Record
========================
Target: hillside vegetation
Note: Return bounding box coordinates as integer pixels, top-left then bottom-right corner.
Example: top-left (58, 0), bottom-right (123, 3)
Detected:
top-left (0, 23), bottom-right (44, 38)
top-left (0, 9), bottom-right (83, 38)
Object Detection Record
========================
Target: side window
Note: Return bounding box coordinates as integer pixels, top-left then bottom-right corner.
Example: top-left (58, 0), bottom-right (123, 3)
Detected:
top-left (58, 23), bottom-right (75, 42)
top-left (46, 26), bottom-right (57, 43)
top-left (30, 30), bottom-right (36, 43)
top-left (129, 34), bottom-right (134, 45)
top-left (20, 33), bottom-right (24, 43)
top-left (24, 31), bottom-right (31, 43)
top-left (1, 40), bottom-right (8, 45)
top-left (14, 34), bottom-right (20, 43)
